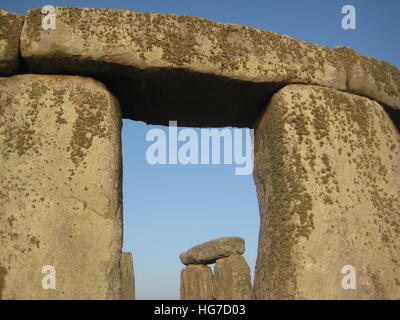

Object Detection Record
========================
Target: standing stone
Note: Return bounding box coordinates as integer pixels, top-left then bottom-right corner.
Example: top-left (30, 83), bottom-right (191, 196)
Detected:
top-left (0, 75), bottom-right (123, 299)
top-left (0, 10), bottom-right (24, 74)
top-left (253, 84), bottom-right (400, 299)
top-left (121, 252), bottom-right (135, 300)
top-left (213, 255), bottom-right (253, 300)
top-left (180, 265), bottom-right (214, 300)
top-left (180, 237), bottom-right (245, 265)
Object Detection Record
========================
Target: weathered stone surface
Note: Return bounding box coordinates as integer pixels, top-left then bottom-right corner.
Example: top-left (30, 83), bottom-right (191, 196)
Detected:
top-left (180, 264), bottom-right (214, 300)
top-left (19, 7), bottom-right (343, 127)
top-left (180, 237), bottom-right (245, 265)
top-left (334, 46), bottom-right (400, 111)
top-left (213, 255), bottom-right (253, 300)
top-left (20, 7), bottom-right (345, 87)
top-left (0, 74), bottom-right (122, 299)
top-left (253, 84), bottom-right (400, 299)
top-left (121, 252), bottom-right (135, 300)
top-left (19, 7), bottom-right (400, 122)
top-left (0, 10), bottom-right (24, 75)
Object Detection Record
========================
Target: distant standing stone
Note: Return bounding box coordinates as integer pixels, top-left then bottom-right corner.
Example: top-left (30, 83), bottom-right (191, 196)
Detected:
top-left (121, 252), bottom-right (135, 300)
top-left (213, 255), bottom-right (254, 300)
top-left (180, 237), bottom-right (245, 265)
top-left (180, 265), bottom-right (214, 300)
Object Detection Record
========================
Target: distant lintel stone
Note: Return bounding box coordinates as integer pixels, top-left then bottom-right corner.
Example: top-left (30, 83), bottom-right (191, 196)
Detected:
top-left (180, 237), bottom-right (245, 265)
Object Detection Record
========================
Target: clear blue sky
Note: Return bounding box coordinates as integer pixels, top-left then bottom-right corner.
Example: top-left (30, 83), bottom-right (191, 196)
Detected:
top-left (4, 0), bottom-right (399, 300)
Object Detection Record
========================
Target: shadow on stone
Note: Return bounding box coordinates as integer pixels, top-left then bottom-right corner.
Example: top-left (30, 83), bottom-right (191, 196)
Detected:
top-left (26, 56), bottom-right (285, 128)
top-left (383, 104), bottom-right (400, 134)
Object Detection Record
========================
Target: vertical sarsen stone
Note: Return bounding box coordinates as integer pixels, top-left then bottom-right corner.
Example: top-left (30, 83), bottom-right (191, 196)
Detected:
top-left (253, 84), bottom-right (400, 299)
top-left (213, 255), bottom-right (253, 300)
top-left (121, 252), bottom-right (135, 300)
top-left (0, 75), bottom-right (123, 299)
top-left (180, 264), bottom-right (214, 300)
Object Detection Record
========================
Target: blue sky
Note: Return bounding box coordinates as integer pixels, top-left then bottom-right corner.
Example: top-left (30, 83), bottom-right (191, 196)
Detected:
top-left (3, 0), bottom-right (399, 299)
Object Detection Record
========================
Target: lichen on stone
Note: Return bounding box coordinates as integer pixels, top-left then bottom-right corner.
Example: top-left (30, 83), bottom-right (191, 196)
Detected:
top-left (68, 86), bottom-right (110, 167)
top-left (254, 90), bottom-right (315, 299)
top-left (334, 46), bottom-right (400, 101)
top-left (0, 11), bottom-right (23, 72)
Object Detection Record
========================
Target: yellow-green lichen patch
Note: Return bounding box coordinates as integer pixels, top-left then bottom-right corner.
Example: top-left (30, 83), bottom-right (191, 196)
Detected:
top-left (367, 267), bottom-right (387, 299)
top-left (309, 93), bottom-right (331, 142)
top-left (359, 55), bottom-right (400, 99)
top-left (287, 106), bottom-right (311, 144)
top-left (1, 80), bottom-right (48, 158)
top-left (126, 12), bottom-right (251, 71)
top-left (335, 46), bottom-right (400, 103)
top-left (24, 9), bottom-right (45, 44)
top-left (68, 86), bottom-right (110, 167)
top-left (30, 235), bottom-right (40, 248)
top-left (51, 88), bottom-right (68, 124)
top-left (130, 13), bottom-right (207, 68)
top-left (333, 46), bottom-right (358, 81)
top-left (254, 91), bottom-right (314, 299)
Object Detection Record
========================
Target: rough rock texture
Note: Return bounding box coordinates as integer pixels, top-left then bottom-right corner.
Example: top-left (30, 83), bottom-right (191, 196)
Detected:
top-left (180, 237), bottom-right (245, 265)
top-left (0, 75), bottom-right (122, 299)
top-left (0, 10), bottom-right (24, 75)
top-left (19, 6), bottom-right (335, 127)
top-left (120, 252), bottom-right (135, 300)
top-left (253, 84), bottom-right (400, 299)
top-left (20, 7), bottom-right (345, 87)
top-left (180, 265), bottom-right (214, 300)
top-left (213, 255), bottom-right (253, 300)
top-left (2, 5), bottom-right (399, 301)
top-left (334, 46), bottom-right (400, 111)
top-left (19, 7), bottom-right (400, 123)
